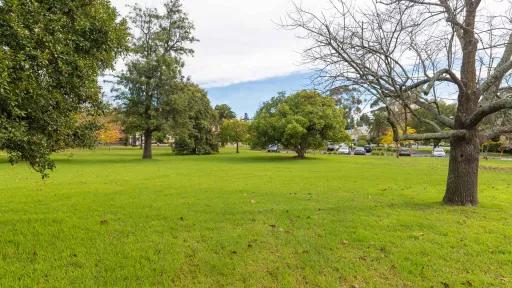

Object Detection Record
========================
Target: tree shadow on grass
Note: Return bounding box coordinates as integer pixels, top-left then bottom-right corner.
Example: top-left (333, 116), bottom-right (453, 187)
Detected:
top-left (53, 157), bottom-right (161, 166)
top-left (203, 154), bottom-right (325, 164)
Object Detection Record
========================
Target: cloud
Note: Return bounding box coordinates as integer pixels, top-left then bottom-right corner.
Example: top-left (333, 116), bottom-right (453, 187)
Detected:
top-left (110, 0), bottom-right (319, 87)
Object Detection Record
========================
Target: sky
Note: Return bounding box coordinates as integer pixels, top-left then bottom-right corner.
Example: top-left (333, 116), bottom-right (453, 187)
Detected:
top-left (108, 0), bottom-right (506, 117)
top-left (109, 0), bottom-right (324, 117)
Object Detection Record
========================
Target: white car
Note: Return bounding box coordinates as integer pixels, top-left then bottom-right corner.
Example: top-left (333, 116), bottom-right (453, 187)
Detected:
top-left (337, 146), bottom-right (351, 155)
top-left (432, 147), bottom-right (446, 157)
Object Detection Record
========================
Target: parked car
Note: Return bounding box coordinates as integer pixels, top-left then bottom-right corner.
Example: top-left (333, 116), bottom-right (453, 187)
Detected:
top-left (354, 147), bottom-right (366, 155)
top-left (398, 147), bottom-right (412, 156)
top-left (267, 144), bottom-right (280, 153)
top-left (337, 146), bottom-right (351, 155)
top-left (432, 147), bottom-right (446, 157)
top-left (364, 145), bottom-right (373, 153)
top-left (327, 143), bottom-right (339, 152)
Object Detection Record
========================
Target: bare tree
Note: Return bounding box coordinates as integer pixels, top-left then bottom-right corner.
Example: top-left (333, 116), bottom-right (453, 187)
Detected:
top-left (286, 0), bottom-right (512, 206)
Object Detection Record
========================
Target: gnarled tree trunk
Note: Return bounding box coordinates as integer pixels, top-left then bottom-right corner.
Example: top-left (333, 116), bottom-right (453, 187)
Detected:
top-left (444, 131), bottom-right (480, 206)
top-left (143, 128), bottom-right (152, 159)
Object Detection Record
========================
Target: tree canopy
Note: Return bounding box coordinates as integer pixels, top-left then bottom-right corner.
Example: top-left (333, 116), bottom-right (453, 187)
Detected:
top-left (220, 119), bottom-right (249, 153)
top-left (168, 82), bottom-right (218, 155)
top-left (214, 104), bottom-right (237, 126)
top-left (251, 90), bottom-right (348, 158)
top-left (116, 0), bottom-right (196, 159)
top-left (0, 0), bottom-right (128, 176)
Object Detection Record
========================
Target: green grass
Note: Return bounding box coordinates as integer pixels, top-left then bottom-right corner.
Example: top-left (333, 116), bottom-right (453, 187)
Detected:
top-left (1, 147), bottom-right (512, 287)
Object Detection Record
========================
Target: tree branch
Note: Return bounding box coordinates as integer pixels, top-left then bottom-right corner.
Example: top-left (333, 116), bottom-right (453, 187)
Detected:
top-left (465, 98), bottom-right (512, 128)
top-left (481, 126), bottom-right (512, 142)
top-left (414, 98), bottom-right (455, 128)
top-left (400, 130), bottom-right (467, 141)
top-left (479, 32), bottom-right (512, 95)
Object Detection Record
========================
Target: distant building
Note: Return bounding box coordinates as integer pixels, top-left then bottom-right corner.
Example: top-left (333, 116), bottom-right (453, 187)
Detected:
top-left (347, 126), bottom-right (370, 143)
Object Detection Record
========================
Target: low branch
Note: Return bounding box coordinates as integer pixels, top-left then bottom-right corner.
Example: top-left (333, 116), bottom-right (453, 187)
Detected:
top-left (400, 130), bottom-right (467, 141)
top-left (481, 126), bottom-right (512, 142)
top-left (465, 98), bottom-right (512, 128)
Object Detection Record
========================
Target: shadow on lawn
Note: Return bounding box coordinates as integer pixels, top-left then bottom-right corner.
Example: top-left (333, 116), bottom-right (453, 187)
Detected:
top-left (53, 157), bottom-right (160, 166)
top-left (208, 153), bottom-right (325, 164)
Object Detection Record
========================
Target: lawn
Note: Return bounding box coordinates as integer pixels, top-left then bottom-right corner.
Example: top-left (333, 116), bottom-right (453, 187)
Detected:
top-left (1, 147), bottom-right (511, 287)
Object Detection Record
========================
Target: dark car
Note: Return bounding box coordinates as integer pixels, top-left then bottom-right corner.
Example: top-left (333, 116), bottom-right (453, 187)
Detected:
top-left (364, 145), bottom-right (373, 153)
top-left (354, 147), bottom-right (366, 155)
top-left (267, 144), bottom-right (280, 153)
top-left (398, 147), bottom-right (412, 156)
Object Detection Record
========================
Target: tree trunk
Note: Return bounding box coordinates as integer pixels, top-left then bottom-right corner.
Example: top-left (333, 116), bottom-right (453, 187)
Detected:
top-left (296, 148), bottom-right (306, 159)
top-left (236, 142), bottom-right (239, 153)
top-left (443, 131), bottom-right (480, 206)
top-left (443, 3), bottom-right (480, 206)
top-left (143, 128), bottom-right (152, 159)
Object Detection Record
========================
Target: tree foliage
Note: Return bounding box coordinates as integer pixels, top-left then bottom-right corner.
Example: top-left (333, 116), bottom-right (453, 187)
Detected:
top-left (220, 119), bottom-right (249, 153)
top-left (214, 104), bottom-right (236, 126)
top-left (381, 127), bottom-right (416, 146)
top-left (0, 0), bottom-right (128, 176)
top-left (168, 82), bottom-right (218, 155)
top-left (251, 90), bottom-right (348, 158)
top-left (97, 115), bottom-right (123, 146)
top-left (116, 0), bottom-right (196, 159)
top-left (369, 110), bottom-right (389, 144)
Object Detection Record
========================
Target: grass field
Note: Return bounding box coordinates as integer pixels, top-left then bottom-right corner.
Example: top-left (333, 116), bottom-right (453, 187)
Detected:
top-left (1, 147), bottom-right (512, 287)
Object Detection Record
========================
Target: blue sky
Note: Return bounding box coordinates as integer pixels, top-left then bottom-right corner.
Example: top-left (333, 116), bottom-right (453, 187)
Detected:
top-left (108, 0), bottom-right (323, 116)
top-left (206, 72), bottom-right (315, 118)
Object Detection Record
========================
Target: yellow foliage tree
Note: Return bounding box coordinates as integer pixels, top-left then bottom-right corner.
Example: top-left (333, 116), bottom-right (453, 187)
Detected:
top-left (97, 120), bottom-right (123, 148)
top-left (380, 127), bottom-right (417, 145)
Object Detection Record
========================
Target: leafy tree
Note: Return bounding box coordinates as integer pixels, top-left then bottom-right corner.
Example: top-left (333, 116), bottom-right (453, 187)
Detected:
top-left (214, 104), bottom-right (236, 126)
top-left (116, 0), bottom-right (196, 160)
top-left (356, 135), bottom-right (368, 147)
top-left (369, 110), bottom-right (389, 145)
top-left (357, 113), bottom-right (372, 128)
top-left (97, 118), bottom-right (123, 149)
top-left (153, 132), bottom-right (168, 145)
top-left (220, 119), bottom-right (249, 153)
top-left (168, 82), bottom-right (218, 155)
top-left (0, 0), bottom-right (128, 176)
top-left (251, 90), bottom-right (348, 158)
top-left (329, 86), bottom-right (361, 130)
top-left (381, 127), bottom-right (417, 146)
top-left (410, 102), bottom-right (457, 134)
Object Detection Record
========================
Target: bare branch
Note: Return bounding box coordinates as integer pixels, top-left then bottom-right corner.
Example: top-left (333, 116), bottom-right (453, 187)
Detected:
top-left (466, 98), bottom-right (512, 128)
top-left (481, 126), bottom-right (512, 142)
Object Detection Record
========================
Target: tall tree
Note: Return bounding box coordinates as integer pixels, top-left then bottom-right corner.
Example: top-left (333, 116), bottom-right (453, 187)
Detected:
top-left (214, 104), bottom-right (236, 126)
top-left (0, 0), bottom-right (128, 176)
top-left (117, 0), bottom-right (196, 159)
top-left (251, 90), bottom-right (348, 158)
top-left (369, 110), bottom-right (389, 145)
top-left (288, 0), bottom-right (512, 206)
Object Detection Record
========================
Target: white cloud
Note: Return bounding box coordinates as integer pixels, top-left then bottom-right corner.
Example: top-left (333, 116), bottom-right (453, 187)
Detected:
top-left (110, 0), bottom-right (321, 87)
top-left (110, 0), bottom-right (507, 88)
